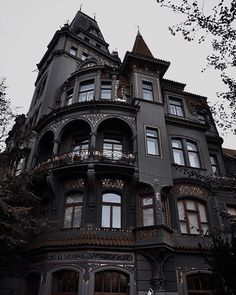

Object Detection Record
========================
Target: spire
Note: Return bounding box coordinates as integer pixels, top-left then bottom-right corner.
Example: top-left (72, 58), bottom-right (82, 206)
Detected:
top-left (132, 32), bottom-right (153, 58)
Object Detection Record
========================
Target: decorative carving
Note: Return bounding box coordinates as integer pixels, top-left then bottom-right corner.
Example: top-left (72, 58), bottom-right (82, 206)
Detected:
top-left (176, 267), bottom-right (196, 285)
top-left (151, 277), bottom-right (165, 291)
top-left (138, 229), bottom-right (157, 240)
top-left (51, 118), bottom-right (69, 133)
top-left (101, 178), bottom-right (125, 190)
top-left (172, 184), bottom-right (209, 200)
top-left (120, 115), bottom-right (136, 129)
top-left (64, 178), bottom-right (85, 191)
top-left (81, 114), bottom-right (109, 128)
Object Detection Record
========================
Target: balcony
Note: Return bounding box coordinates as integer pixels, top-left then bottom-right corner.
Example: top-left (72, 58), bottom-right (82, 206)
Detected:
top-left (35, 148), bottom-right (135, 171)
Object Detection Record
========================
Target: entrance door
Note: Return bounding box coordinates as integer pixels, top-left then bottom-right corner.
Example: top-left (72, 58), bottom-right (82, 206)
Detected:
top-left (94, 271), bottom-right (129, 295)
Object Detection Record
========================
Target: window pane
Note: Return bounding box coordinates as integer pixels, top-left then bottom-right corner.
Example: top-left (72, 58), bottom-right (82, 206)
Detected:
top-left (103, 193), bottom-right (121, 203)
top-left (198, 203), bottom-right (207, 222)
top-left (189, 152), bottom-right (200, 168)
top-left (146, 129), bottom-right (157, 138)
top-left (112, 206), bottom-right (121, 228)
top-left (147, 138), bottom-right (159, 155)
top-left (73, 206), bottom-right (82, 227)
top-left (188, 212), bottom-right (199, 234)
top-left (143, 208), bottom-right (154, 226)
top-left (63, 207), bottom-right (73, 228)
top-left (101, 89), bottom-right (112, 99)
top-left (180, 221), bottom-right (188, 234)
top-left (80, 81), bottom-right (94, 91)
top-left (187, 141), bottom-right (198, 151)
top-left (177, 201), bottom-right (185, 220)
top-left (102, 205), bottom-right (111, 227)
top-left (173, 149), bottom-right (185, 165)
top-left (142, 197), bottom-right (153, 206)
top-left (172, 139), bottom-right (182, 149)
top-left (186, 200), bottom-right (196, 210)
top-left (143, 89), bottom-right (153, 101)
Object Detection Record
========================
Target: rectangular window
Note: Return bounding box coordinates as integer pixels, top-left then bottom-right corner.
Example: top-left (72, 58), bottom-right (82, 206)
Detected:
top-left (210, 154), bottom-right (220, 175)
top-left (63, 193), bottom-right (83, 228)
top-left (101, 82), bottom-right (112, 100)
top-left (142, 81), bottom-right (154, 101)
top-left (178, 199), bottom-right (208, 235)
top-left (70, 46), bottom-right (77, 56)
top-left (169, 97), bottom-right (184, 117)
top-left (140, 195), bottom-right (155, 226)
top-left (172, 139), bottom-right (185, 165)
top-left (187, 141), bottom-right (200, 168)
top-left (78, 80), bottom-right (94, 102)
top-left (145, 127), bottom-right (160, 156)
top-left (102, 193), bottom-right (121, 228)
top-left (65, 89), bottom-right (73, 105)
top-left (81, 52), bottom-right (89, 61)
top-left (103, 138), bottom-right (122, 160)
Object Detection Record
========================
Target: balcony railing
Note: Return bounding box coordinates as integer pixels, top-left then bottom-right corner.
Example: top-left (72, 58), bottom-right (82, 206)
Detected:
top-left (35, 148), bottom-right (135, 170)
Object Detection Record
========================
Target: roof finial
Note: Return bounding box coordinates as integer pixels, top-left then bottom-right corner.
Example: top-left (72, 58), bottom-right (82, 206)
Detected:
top-left (135, 21), bottom-right (141, 35)
top-left (93, 12), bottom-right (97, 20)
top-left (79, 3), bottom-right (83, 11)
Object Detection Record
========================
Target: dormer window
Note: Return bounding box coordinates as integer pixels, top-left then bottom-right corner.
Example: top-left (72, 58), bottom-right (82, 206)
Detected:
top-left (169, 97), bottom-right (184, 117)
top-left (142, 81), bottom-right (154, 101)
top-left (81, 52), bottom-right (89, 61)
top-left (78, 80), bottom-right (94, 102)
top-left (70, 46), bottom-right (77, 56)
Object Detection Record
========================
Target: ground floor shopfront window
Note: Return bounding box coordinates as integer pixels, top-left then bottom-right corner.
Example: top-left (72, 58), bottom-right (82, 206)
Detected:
top-left (94, 271), bottom-right (129, 294)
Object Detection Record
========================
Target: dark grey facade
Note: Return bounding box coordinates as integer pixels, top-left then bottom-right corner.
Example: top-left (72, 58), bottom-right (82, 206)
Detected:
top-left (1, 10), bottom-right (236, 295)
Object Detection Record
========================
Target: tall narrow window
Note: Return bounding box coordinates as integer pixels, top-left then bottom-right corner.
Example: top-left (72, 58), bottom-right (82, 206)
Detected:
top-left (187, 141), bottom-right (200, 168)
top-left (103, 138), bottom-right (122, 160)
top-left (63, 192), bottom-right (83, 228)
top-left (78, 80), bottom-right (94, 102)
top-left (142, 81), bottom-right (154, 101)
top-left (70, 46), bottom-right (77, 56)
top-left (210, 154), bottom-right (220, 175)
top-left (145, 127), bottom-right (160, 156)
top-left (140, 194), bottom-right (155, 226)
top-left (101, 193), bottom-right (121, 228)
top-left (65, 89), bottom-right (73, 105)
top-left (169, 97), bottom-right (184, 117)
top-left (101, 82), bottom-right (112, 100)
top-left (172, 139), bottom-right (185, 165)
top-left (177, 199), bottom-right (208, 235)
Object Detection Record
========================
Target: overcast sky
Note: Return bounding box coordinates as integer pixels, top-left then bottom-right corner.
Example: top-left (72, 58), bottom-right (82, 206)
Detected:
top-left (1, 0), bottom-right (235, 148)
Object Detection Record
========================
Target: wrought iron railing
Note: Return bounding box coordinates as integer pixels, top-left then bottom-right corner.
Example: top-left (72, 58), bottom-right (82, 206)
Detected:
top-left (35, 148), bottom-right (135, 170)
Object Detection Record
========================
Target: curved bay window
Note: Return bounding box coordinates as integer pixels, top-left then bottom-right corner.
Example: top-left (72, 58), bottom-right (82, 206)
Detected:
top-left (177, 199), bottom-right (208, 235)
top-left (102, 193), bottom-right (121, 228)
top-left (103, 138), bottom-right (122, 160)
top-left (187, 273), bottom-right (213, 294)
top-left (63, 192), bottom-right (83, 228)
top-left (95, 271), bottom-right (129, 294)
top-left (51, 270), bottom-right (79, 295)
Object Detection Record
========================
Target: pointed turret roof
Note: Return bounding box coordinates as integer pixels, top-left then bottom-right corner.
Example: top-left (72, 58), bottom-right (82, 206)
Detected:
top-left (132, 31), bottom-right (153, 58)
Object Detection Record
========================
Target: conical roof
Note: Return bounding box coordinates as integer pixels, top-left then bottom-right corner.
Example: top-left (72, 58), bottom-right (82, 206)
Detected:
top-left (132, 31), bottom-right (153, 58)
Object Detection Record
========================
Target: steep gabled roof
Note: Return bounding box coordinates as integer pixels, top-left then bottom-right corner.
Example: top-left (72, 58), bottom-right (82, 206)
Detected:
top-left (132, 31), bottom-right (153, 58)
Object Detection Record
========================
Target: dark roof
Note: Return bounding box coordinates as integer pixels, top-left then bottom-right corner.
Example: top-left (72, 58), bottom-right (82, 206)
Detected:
top-left (132, 31), bottom-right (153, 58)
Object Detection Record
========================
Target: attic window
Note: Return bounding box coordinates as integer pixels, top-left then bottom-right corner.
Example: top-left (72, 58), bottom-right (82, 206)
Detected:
top-left (81, 52), bottom-right (89, 61)
top-left (70, 46), bottom-right (77, 56)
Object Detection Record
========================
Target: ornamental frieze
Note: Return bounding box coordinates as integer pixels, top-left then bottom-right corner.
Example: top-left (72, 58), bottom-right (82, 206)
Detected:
top-left (64, 178), bottom-right (85, 191)
top-left (81, 113), bottom-right (109, 128)
top-left (101, 178), bottom-right (125, 190)
top-left (172, 184), bottom-right (209, 200)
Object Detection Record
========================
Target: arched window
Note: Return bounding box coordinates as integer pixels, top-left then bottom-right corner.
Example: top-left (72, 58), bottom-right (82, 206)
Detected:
top-left (51, 270), bottom-right (79, 295)
top-left (187, 273), bottom-right (213, 294)
top-left (95, 271), bottom-right (129, 294)
top-left (25, 272), bottom-right (41, 295)
top-left (63, 192), bottom-right (83, 228)
top-left (101, 193), bottom-right (121, 228)
top-left (177, 199), bottom-right (208, 235)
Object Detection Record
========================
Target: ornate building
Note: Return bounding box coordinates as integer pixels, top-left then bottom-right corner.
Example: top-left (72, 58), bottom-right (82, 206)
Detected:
top-left (1, 10), bottom-right (236, 295)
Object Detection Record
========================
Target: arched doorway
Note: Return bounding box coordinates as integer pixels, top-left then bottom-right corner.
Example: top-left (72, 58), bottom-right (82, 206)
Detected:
top-left (94, 271), bottom-right (129, 295)
top-left (51, 270), bottom-right (79, 295)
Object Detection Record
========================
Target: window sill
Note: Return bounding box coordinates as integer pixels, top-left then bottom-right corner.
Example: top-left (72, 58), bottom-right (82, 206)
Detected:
top-left (172, 163), bottom-right (206, 172)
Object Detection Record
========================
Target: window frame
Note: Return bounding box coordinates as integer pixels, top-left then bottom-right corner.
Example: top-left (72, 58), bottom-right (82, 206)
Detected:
top-left (101, 81), bottom-right (112, 100)
top-left (140, 193), bottom-right (156, 227)
top-left (63, 191), bottom-right (83, 229)
top-left (209, 154), bottom-right (220, 176)
top-left (70, 46), bottom-right (78, 56)
top-left (145, 126), bottom-right (162, 157)
top-left (65, 88), bottom-right (74, 106)
top-left (186, 272), bottom-right (213, 294)
top-left (78, 79), bottom-right (95, 102)
top-left (142, 80), bottom-right (154, 101)
top-left (103, 137), bottom-right (123, 160)
top-left (169, 96), bottom-right (184, 117)
top-left (101, 192), bottom-right (122, 229)
top-left (171, 137), bottom-right (201, 168)
top-left (177, 198), bottom-right (208, 235)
